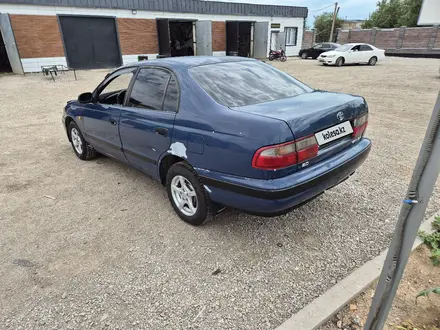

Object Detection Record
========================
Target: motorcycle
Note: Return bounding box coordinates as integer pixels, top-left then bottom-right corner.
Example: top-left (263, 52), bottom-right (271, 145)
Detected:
top-left (269, 47), bottom-right (287, 62)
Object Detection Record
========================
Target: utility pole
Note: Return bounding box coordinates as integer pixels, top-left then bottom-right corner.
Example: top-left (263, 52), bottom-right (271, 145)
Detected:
top-left (329, 2), bottom-right (338, 42)
top-left (364, 94), bottom-right (440, 329)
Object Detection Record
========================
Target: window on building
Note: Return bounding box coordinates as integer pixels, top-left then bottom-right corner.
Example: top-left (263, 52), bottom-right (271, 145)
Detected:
top-left (127, 68), bottom-right (170, 110)
top-left (285, 27), bottom-right (298, 46)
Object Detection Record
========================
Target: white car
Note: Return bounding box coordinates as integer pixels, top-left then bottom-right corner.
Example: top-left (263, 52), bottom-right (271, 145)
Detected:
top-left (317, 43), bottom-right (385, 67)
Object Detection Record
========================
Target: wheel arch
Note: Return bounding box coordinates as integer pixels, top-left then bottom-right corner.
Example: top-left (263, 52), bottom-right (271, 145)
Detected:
top-left (159, 154), bottom-right (187, 185)
top-left (65, 116), bottom-right (75, 141)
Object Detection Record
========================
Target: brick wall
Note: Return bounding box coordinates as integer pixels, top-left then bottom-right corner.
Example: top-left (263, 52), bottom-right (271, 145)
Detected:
top-left (212, 21), bottom-right (226, 52)
top-left (336, 26), bottom-right (440, 56)
top-left (435, 34), bottom-right (440, 49)
top-left (302, 30), bottom-right (314, 48)
top-left (9, 15), bottom-right (64, 58)
top-left (401, 27), bottom-right (431, 48)
top-left (374, 29), bottom-right (399, 49)
top-left (117, 18), bottom-right (158, 54)
top-left (350, 30), bottom-right (372, 44)
top-left (336, 31), bottom-right (349, 44)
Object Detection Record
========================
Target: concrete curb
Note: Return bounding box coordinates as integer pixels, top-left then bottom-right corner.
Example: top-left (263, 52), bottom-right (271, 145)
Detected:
top-left (275, 211), bottom-right (439, 330)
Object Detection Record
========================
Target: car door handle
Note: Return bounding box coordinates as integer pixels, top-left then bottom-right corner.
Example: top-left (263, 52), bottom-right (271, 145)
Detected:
top-left (155, 127), bottom-right (168, 137)
top-left (108, 118), bottom-right (117, 125)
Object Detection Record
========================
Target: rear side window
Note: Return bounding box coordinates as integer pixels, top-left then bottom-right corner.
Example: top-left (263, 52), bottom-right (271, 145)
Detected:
top-left (190, 61), bottom-right (311, 107)
top-left (163, 76), bottom-right (179, 112)
top-left (360, 45), bottom-right (373, 51)
top-left (127, 68), bottom-right (170, 110)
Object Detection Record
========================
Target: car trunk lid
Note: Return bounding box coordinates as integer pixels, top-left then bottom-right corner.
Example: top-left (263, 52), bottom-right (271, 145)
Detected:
top-left (231, 90), bottom-right (367, 169)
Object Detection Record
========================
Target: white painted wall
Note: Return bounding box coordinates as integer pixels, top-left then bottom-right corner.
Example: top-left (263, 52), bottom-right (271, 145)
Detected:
top-left (122, 54), bottom-right (158, 66)
top-left (21, 56), bottom-right (67, 73)
top-left (0, 4), bottom-right (304, 72)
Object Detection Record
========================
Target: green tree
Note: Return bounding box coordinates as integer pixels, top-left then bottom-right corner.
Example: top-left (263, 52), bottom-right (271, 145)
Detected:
top-left (398, 0), bottom-right (423, 27)
top-left (313, 12), bottom-right (343, 43)
top-left (361, 0), bottom-right (423, 28)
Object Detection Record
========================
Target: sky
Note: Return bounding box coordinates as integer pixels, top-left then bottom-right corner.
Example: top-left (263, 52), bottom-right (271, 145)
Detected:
top-left (207, 0), bottom-right (378, 21)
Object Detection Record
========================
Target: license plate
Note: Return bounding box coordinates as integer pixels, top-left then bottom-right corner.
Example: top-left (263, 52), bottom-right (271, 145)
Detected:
top-left (315, 121), bottom-right (353, 145)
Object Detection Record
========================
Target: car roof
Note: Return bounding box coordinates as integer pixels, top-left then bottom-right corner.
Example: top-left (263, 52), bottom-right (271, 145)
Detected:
top-left (122, 56), bottom-right (256, 70)
top-left (344, 42), bottom-right (371, 46)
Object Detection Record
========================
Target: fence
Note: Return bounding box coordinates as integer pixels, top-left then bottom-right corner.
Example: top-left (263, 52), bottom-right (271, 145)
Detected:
top-left (336, 26), bottom-right (440, 57)
top-left (301, 26), bottom-right (440, 57)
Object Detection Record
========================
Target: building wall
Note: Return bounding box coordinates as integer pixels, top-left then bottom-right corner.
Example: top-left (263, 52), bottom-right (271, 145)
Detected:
top-left (117, 18), bottom-right (158, 55)
top-left (9, 14), bottom-right (64, 59)
top-left (336, 26), bottom-right (440, 56)
top-left (341, 21), bottom-right (364, 30)
top-left (0, 3), bottom-right (305, 72)
top-left (9, 14), bottom-right (66, 72)
top-left (212, 21), bottom-right (226, 52)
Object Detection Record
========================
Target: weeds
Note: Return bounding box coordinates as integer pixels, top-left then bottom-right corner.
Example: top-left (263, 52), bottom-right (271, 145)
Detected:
top-left (416, 287), bottom-right (440, 301)
top-left (418, 216), bottom-right (440, 266)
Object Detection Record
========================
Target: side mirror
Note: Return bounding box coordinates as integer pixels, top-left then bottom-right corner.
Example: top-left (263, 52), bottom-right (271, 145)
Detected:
top-left (78, 92), bottom-right (93, 104)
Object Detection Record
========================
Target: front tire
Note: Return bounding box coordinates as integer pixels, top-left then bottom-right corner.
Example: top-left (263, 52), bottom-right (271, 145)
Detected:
top-left (301, 52), bottom-right (308, 59)
top-left (68, 121), bottom-right (97, 160)
top-left (368, 56), bottom-right (377, 66)
top-left (269, 55), bottom-right (274, 61)
top-left (335, 57), bottom-right (344, 67)
top-left (166, 162), bottom-right (210, 226)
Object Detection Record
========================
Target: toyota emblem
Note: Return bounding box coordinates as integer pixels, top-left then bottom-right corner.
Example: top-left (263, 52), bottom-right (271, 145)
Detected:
top-left (337, 111), bottom-right (344, 121)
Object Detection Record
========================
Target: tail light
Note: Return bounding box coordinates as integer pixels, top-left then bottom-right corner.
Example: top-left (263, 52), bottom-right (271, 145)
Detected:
top-left (353, 113), bottom-right (368, 138)
top-left (296, 135), bottom-right (319, 163)
top-left (252, 135), bottom-right (319, 170)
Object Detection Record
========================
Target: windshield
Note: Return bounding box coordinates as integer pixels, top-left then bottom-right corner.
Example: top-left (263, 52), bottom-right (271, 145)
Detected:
top-left (190, 61), bottom-right (312, 107)
top-left (334, 44), bottom-right (353, 52)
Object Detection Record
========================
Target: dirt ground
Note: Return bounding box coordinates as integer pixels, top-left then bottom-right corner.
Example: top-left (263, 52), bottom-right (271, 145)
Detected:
top-left (320, 245), bottom-right (440, 330)
top-left (1, 57), bottom-right (440, 329)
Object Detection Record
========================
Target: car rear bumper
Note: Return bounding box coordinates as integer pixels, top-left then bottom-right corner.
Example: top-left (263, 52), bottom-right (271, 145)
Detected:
top-left (197, 138), bottom-right (371, 216)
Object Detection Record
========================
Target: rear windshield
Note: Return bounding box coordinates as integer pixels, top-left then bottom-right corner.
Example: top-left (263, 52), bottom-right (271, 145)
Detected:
top-left (190, 61), bottom-right (312, 107)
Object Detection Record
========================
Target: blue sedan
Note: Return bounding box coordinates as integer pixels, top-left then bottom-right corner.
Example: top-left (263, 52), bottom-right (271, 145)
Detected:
top-left (62, 56), bottom-right (371, 226)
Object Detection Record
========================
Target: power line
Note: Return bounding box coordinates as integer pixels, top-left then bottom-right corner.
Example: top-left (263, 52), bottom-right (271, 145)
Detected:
top-left (310, 3), bottom-right (334, 13)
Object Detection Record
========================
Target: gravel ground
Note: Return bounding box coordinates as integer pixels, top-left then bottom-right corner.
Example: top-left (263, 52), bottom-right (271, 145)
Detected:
top-left (1, 57), bottom-right (439, 330)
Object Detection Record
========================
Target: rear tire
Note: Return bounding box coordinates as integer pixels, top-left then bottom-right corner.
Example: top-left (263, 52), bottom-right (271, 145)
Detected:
top-left (68, 121), bottom-right (97, 160)
top-left (335, 57), bottom-right (344, 67)
top-left (301, 52), bottom-right (308, 59)
top-left (281, 56), bottom-right (287, 62)
top-left (166, 162), bottom-right (211, 226)
top-left (368, 56), bottom-right (377, 66)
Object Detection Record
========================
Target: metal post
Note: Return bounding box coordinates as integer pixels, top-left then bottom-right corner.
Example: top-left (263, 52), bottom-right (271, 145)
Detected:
top-left (364, 92), bottom-right (440, 329)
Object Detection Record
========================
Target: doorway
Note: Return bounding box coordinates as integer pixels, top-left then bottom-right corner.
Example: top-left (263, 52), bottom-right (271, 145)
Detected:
top-left (169, 21), bottom-right (194, 57)
top-left (0, 29), bottom-right (12, 72)
top-left (157, 19), bottom-right (195, 57)
top-left (226, 21), bottom-right (252, 57)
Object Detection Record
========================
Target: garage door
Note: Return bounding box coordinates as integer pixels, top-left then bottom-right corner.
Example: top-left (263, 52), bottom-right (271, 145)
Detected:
top-left (59, 16), bottom-right (121, 69)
